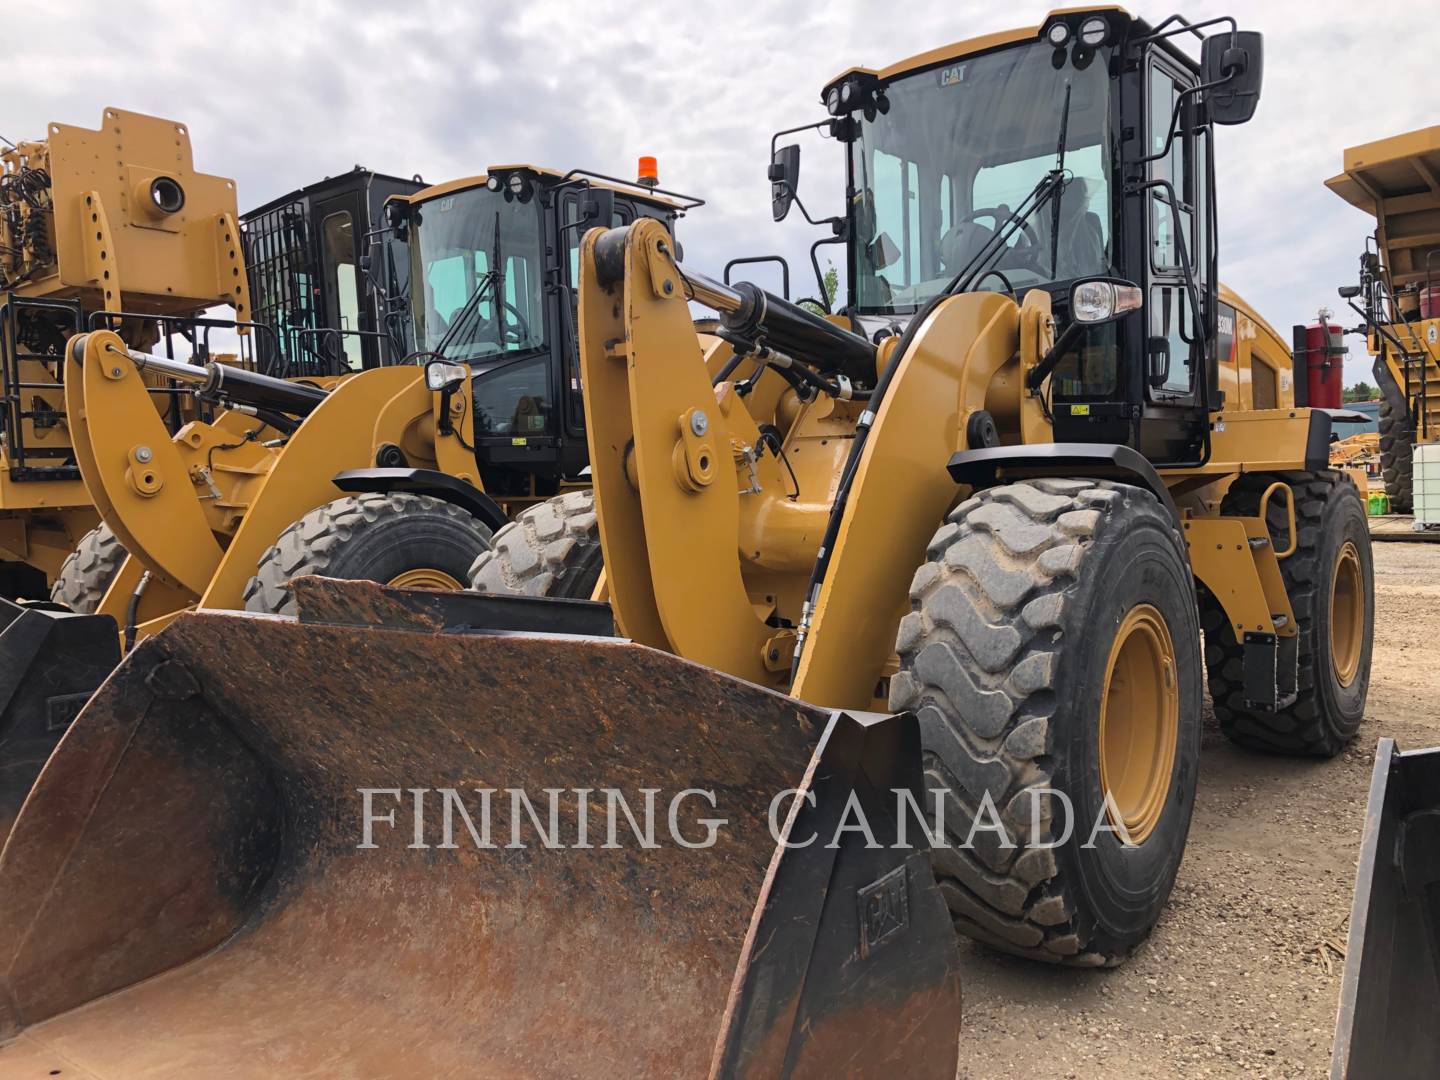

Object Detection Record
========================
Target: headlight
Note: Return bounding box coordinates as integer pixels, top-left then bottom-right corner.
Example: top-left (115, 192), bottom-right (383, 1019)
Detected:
top-left (826, 86), bottom-right (841, 115)
top-left (425, 360), bottom-right (470, 392)
top-left (1072, 280), bottom-right (1142, 323)
top-left (485, 175), bottom-right (501, 191)
top-left (507, 173), bottom-right (526, 196)
top-left (1045, 21), bottom-right (1071, 47)
top-left (1079, 16), bottom-right (1109, 46)
top-left (840, 80), bottom-right (855, 105)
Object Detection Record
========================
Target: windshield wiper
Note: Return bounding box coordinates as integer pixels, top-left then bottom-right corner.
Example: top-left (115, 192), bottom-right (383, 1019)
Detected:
top-left (1048, 82), bottom-right (1073, 278)
top-left (434, 269), bottom-right (499, 358)
top-left (434, 210), bottom-right (507, 360)
top-left (951, 82), bottom-right (1074, 295)
top-left (948, 169), bottom-right (1068, 295)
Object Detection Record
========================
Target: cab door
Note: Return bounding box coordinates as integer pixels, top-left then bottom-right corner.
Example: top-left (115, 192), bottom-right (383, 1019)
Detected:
top-left (1137, 49), bottom-right (1216, 462)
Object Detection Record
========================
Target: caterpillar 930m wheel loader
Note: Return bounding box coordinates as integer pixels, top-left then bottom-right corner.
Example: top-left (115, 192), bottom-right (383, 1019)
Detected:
top-left (1327, 126), bottom-right (1440, 521)
top-left (45, 164), bottom-right (424, 619)
top-left (474, 5), bottom-right (1375, 970)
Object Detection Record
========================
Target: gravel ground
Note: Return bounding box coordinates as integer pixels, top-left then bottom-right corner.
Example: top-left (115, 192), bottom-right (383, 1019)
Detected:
top-left (957, 539), bottom-right (1440, 1079)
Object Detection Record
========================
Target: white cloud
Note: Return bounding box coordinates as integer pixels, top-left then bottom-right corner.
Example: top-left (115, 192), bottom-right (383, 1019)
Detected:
top-left (9, 0), bottom-right (1426, 384)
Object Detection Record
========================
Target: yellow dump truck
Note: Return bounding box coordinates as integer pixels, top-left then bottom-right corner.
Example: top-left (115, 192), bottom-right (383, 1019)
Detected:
top-left (1328, 126), bottom-right (1440, 518)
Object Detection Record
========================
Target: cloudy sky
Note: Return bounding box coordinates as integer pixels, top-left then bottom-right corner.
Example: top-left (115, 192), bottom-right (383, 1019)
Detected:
top-left (11, 1), bottom-right (1432, 383)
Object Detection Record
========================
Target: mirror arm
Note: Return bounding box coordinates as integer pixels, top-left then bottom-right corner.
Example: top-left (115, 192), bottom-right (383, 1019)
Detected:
top-left (1134, 13), bottom-right (1236, 47)
top-left (769, 118), bottom-right (835, 162)
top-left (808, 233), bottom-right (846, 314)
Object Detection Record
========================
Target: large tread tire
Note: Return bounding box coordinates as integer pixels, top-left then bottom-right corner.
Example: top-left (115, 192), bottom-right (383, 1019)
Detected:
top-left (244, 493), bottom-right (494, 616)
top-left (468, 490), bottom-right (602, 600)
top-left (50, 523), bottom-right (126, 613)
top-left (1377, 390), bottom-right (1413, 513)
top-left (1202, 471), bottom-right (1372, 756)
top-left (891, 478), bottom-right (1202, 967)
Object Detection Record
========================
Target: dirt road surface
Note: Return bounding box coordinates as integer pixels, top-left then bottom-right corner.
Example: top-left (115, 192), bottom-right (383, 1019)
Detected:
top-left (958, 539), bottom-right (1440, 1079)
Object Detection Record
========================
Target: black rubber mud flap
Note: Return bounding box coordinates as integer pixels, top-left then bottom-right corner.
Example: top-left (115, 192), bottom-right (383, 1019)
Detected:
top-left (0, 598), bottom-right (119, 849)
top-left (0, 577), bottom-right (961, 1078)
top-left (1332, 739), bottom-right (1440, 1079)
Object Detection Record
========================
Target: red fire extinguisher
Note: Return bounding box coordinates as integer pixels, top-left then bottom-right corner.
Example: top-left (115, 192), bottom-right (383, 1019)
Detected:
top-left (1303, 308), bottom-right (1345, 410)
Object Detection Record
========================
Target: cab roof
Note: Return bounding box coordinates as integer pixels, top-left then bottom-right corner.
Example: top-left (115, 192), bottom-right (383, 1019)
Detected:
top-left (824, 6), bottom-right (1128, 89)
top-left (399, 165), bottom-right (692, 212)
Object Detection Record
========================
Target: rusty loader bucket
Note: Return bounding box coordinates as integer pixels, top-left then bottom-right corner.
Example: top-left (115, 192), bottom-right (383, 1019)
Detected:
top-left (0, 598), bottom-right (119, 848)
top-left (0, 578), bottom-right (961, 1077)
top-left (1331, 739), bottom-right (1440, 1079)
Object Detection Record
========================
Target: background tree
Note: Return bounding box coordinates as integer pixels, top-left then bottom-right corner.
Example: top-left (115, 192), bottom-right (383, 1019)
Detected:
top-left (1344, 380), bottom-right (1377, 403)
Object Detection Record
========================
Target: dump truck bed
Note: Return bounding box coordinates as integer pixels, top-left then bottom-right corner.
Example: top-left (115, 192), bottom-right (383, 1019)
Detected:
top-left (1326, 126), bottom-right (1440, 288)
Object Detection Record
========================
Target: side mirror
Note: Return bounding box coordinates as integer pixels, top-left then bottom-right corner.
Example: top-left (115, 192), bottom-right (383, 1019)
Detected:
top-left (1201, 30), bottom-right (1263, 125)
top-left (769, 144), bottom-right (801, 222)
top-left (1338, 285), bottom-right (1362, 299)
top-left (581, 187), bottom-right (615, 228)
top-left (1146, 336), bottom-right (1171, 387)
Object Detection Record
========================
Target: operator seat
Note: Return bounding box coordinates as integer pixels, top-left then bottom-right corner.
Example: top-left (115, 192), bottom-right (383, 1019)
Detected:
top-left (1053, 178), bottom-right (1106, 279)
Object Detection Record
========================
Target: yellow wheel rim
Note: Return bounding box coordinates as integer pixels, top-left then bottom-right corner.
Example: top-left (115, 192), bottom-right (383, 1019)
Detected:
top-left (1098, 604), bottom-right (1180, 845)
top-left (1330, 541), bottom-right (1364, 688)
top-left (385, 568), bottom-right (464, 591)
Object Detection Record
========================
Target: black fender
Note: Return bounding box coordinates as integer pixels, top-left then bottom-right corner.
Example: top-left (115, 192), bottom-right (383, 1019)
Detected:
top-left (946, 443), bottom-right (1179, 524)
top-left (1309, 407), bottom-right (1374, 472)
top-left (332, 468), bottom-right (509, 533)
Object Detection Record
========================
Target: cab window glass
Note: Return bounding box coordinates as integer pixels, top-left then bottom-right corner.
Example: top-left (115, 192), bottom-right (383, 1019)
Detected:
top-left (473, 355), bottom-right (552, 437)
top-left (1149, 65), bottom-right (1192, 272)
top-left (564, 196), bottom-right (632, 285)
top-left (321, 211), bottom-right (363, 370)
top-left (1151, 285), bottom-right (1195, 394)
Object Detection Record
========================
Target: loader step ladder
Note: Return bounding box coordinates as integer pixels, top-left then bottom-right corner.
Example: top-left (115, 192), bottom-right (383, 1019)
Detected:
top-left (0, 295), bottom-right (83, 481)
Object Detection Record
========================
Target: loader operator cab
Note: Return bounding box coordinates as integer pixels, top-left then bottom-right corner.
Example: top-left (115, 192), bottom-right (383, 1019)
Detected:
top-left (394, 167), bottom-right (700, 498)
top-left (775, 8), bottom-right (1263, 466)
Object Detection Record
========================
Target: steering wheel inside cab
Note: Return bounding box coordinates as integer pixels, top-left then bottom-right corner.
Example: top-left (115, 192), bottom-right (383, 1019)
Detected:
top-left (943, 206), bottom-right (1047, 295)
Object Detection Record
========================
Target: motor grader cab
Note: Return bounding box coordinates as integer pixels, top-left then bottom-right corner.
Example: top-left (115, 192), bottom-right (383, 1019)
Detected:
top-left (1328, 126), bottom-right (1440, 519)
top-left (0, 108), bottom-right (249, 599)
top-left (241, 166), bottom-right (425, 377)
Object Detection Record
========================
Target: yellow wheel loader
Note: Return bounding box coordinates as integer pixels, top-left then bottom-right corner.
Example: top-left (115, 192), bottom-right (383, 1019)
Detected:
top-left (1328, 126), bottom-right (1440, 522)
top-left (67, 164), bottom-right (698, 636)
top-left (0, 167), bottom-right (697, 850)
top-left (0, 9), bottom-right (1382, 1075)
top-left (469, 7), bottom-right (1374, 971)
